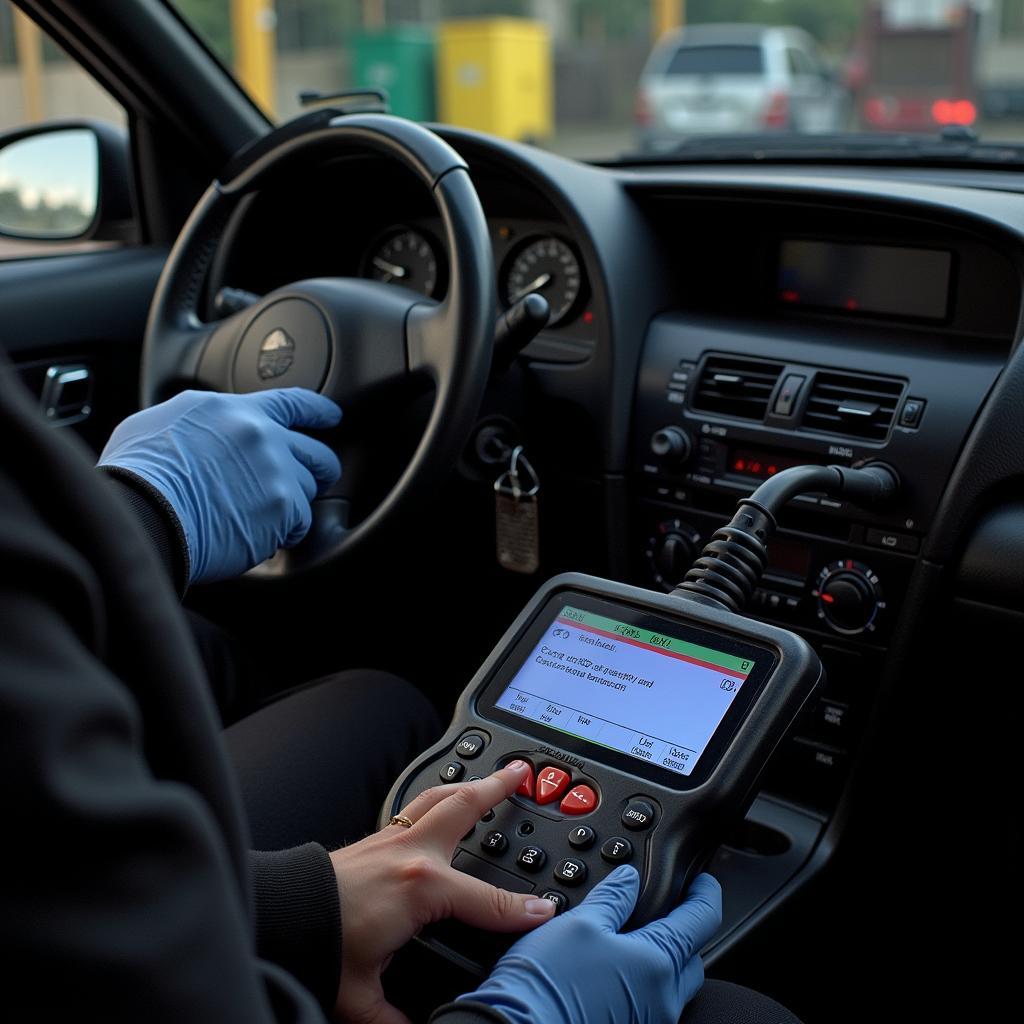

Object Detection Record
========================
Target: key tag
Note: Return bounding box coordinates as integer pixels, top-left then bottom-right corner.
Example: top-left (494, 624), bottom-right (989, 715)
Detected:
top-left (494, 445), bottom-right (540, 574)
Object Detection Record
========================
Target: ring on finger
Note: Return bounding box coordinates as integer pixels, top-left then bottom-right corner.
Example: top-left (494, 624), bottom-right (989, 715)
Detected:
top-left (388, 814), bottom-right (415, 828)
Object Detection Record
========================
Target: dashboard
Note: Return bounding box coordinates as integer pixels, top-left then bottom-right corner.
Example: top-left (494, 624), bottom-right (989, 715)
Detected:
top-left (210, 134), bottom-right (1024, 1001)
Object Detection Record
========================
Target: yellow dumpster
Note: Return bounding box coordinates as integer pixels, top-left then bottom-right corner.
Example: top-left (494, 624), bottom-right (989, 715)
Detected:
top-left (437, 18), bottom-right (552, 142)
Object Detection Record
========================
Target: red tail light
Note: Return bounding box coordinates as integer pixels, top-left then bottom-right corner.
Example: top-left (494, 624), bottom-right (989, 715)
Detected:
top-left (762, 90), bottom-right (789, 128)
top-left (932, 98), bottom-right (977, 126)
top-left (635, 89), bottom-right (652, 126)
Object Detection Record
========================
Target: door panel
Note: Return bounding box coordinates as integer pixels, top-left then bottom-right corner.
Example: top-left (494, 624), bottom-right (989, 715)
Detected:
top-left (1, 246), bottom-right (166, 450)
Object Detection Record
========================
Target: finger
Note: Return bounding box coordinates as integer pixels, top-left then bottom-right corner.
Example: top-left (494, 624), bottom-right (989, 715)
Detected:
top-left (285, 453), bottom-right (319, 504)
top-left (248, 388), bottom-right (342, 429)
top-left (373, 1004), bottom-right (412, 1024)
top-left (282, 484), bottom-right (315, 547)
top-left (288, 431), bottom-right (342, 493)
top-left (570, 864), bottom-right (640, 932)
top-left (367, 1003), bottom-right (411, 1024)
top-left (635, 873), bottom-right (722, 966)
top-left (439, 866), bottom-right (556, 932)
top-left (339, 978), bottom-right (412, 1024)
top-left (386, 781), bottom-right (474, 830)
top-left (410, 760), bottom-right (530, 850)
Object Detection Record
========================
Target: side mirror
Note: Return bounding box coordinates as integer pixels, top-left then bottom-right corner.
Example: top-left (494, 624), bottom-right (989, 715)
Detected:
top-left (0, 120), bottom-right (134, 242)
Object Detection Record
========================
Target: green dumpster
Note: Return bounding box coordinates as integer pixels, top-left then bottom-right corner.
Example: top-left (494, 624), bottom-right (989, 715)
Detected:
top-left (352, 27), bottom-right (436, 122)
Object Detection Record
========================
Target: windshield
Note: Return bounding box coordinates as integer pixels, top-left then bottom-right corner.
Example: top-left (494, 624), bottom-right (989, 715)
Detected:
top-left (170, 1), bottom-right (1024, 162)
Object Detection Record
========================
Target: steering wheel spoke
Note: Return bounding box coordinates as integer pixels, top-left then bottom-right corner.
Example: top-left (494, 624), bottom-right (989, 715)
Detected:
top-left (191, 310), bottom-right (250, 391)
top-left (406, 299), bottom-right (455, 384)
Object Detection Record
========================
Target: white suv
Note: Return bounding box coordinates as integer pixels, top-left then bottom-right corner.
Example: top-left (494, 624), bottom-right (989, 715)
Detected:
top-left (636, 23), bottom-right (849, 152)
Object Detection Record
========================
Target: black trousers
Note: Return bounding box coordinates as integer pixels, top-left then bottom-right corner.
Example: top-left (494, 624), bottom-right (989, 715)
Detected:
top-left (224, 669), bottom-right (441, 851)
top-left (223, 670), bottom-right (801, 1024)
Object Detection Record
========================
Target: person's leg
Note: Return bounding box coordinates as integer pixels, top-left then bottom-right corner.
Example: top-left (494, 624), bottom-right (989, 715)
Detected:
top-left (223, 669), bottom-right (442, 851)
top-left (185, 609), bottom-right (263, 724)
top-left (682, 979), bottom-right (804, 1024)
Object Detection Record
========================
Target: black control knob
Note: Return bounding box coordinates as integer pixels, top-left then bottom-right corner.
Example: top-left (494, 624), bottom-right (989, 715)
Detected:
top-left (820, 574), bottom-right (874, 630)
top-left (646, 519), bottom-right (702, 591)
top-left (655, 533), bottom-right (695, 583)
top-left (813, 560), bottom-right (886, 636)
top-left (650, 426), bottom-right (692, 465)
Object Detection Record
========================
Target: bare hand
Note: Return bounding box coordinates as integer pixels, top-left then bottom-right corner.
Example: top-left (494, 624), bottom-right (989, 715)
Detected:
top-left (329, 760), bottom-right (555, 1023)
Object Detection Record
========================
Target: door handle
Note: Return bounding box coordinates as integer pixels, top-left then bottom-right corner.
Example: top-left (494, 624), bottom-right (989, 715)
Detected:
top-left (40, 364), bottom-right (92, 426)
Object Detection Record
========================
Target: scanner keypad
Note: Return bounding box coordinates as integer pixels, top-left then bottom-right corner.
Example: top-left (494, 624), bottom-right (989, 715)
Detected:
top-left (434, 744), bottom-right (655, 917)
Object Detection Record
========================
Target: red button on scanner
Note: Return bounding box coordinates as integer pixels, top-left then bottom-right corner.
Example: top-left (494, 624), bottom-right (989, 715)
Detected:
top-left (536, 766), bottom-right (571, 805)
top-left (514, 763), bottom-right (535, 799)
top-left (559, 784), bottom-right (598, 815)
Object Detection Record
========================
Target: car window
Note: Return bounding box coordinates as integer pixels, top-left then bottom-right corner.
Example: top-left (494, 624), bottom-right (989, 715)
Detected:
top-left (786, 46), bottom-right (816, 78)
top-left (665, 45), bottom-right (764, 76)
top-left (0, 1), bottom-right (129, 261)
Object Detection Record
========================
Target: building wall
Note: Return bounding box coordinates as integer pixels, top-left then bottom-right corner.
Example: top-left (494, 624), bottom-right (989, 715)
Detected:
top-left (0, 62), bottom-right (124, 133)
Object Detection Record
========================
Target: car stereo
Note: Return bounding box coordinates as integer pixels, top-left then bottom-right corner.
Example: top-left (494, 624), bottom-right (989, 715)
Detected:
top-left (381, 573), bottom-right (822, 972)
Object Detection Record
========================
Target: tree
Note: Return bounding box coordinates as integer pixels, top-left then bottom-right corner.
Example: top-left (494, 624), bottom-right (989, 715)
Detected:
top-left (573, 0), bottom-right (650, 42)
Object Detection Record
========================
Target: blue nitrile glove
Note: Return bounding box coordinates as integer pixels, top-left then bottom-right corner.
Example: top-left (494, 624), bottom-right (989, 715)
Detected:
top-left (99, 388), bottom-right (341, 583)
top-left (458, 866), bottom-right (721, 1024)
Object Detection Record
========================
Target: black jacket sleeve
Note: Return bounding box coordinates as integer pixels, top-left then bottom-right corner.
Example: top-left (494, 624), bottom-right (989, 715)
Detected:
top-left (100, 464), bottom-right (191, 594)
top-left (250, 845), bottom-right (342, 1012)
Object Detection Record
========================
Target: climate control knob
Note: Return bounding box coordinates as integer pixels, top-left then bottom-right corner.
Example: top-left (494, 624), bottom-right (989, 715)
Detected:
top-left (813, 560), bottom-right (885, 635)
top-left (649, 426), bottom-right (692, 465)
top-left (646, 519), bottom-right (702, 591)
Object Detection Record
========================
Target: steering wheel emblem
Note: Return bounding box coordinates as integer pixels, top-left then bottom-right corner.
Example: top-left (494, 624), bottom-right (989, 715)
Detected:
top-left (257, 328), bottom-right (295, 380)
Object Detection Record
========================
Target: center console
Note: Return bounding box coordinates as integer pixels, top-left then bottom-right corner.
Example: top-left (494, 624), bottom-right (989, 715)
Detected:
top-left (626, 306), bottom-right (1006, 951)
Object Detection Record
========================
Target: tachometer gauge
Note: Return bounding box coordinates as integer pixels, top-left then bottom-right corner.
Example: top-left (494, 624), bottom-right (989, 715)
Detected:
top-left (502, 236), bottom-right (583, 326)
top-left (365, 228), bottom-right (439, 297)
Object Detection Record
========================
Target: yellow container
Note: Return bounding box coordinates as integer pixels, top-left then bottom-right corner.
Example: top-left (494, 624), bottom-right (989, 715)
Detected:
top-left (437, 18), bottom-right (552, 142)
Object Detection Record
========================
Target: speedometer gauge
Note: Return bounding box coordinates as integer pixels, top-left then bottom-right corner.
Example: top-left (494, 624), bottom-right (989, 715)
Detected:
top-left (502, 236), bottom-right (583, 326)
top-left (365, 228), bottom-right (440, 297)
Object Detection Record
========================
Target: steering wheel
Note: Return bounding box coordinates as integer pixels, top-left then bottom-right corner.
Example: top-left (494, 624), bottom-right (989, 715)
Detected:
top-left (140, 114), bottom-right (495, 577)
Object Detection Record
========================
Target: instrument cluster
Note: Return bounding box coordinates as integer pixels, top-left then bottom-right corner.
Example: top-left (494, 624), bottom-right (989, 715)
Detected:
top-left (361, 220), bottom-right (589, 329)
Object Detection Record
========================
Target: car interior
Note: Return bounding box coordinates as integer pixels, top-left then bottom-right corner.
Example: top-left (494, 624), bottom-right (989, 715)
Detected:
top-left (2, 1), bottom-right (1020, 1020)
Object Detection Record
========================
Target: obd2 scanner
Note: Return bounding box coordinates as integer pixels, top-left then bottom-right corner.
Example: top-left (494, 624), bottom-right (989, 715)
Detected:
top-left (381, 463), bottom-right (898, 971)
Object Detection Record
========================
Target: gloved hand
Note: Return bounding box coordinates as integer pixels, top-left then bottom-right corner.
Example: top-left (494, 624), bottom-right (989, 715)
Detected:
top-left (459, 866), bottom-right (722, 1024)
top-left (99, 388), bottom-right (342, 583)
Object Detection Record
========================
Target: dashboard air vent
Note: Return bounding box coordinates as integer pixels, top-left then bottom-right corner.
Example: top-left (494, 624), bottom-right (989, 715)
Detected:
top-left (802, 371), bottom-right (904, 442)
top-left (691, 355), bottom-right (784, 421)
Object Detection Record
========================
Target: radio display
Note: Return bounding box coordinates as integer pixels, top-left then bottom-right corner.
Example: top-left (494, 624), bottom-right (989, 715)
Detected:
top-left (491, 601), bottom-right (768, 778)
top-left (778, 240), bottom-right (952, 321)
top-left (728, 446), bottom-right (810, 480)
